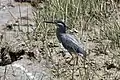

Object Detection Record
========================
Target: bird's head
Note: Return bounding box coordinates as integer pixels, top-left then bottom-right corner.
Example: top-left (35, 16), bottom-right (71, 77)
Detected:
top-left (44, 20), bottom-right (67, 30)
top-left (54, 20), bottom-right (66, 28)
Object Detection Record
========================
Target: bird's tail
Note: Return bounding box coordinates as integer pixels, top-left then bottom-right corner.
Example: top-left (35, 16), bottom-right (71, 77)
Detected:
top-left (78, 50), bottom-right (86, 59)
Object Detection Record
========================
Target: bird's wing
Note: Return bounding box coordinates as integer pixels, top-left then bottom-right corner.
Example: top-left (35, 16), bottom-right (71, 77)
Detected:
top-left (60, 34), bottom-right (86, 56)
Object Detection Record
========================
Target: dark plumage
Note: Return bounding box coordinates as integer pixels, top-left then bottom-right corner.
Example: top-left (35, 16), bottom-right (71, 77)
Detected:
top-left (44, 20), bottom-right (86, 57)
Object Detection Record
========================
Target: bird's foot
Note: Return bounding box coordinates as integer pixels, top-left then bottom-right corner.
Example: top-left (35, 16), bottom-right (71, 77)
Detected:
top-left (65, 56), bottom-right (73, 65)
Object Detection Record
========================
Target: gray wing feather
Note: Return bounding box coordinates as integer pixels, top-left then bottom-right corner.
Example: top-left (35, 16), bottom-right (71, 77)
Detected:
top-left (60, 34), bottom-right (86, 56)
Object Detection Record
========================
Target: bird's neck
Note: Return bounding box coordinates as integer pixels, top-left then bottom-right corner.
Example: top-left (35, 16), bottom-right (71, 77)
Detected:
top-left (56, 27), bottom-right (66, 42)
top-left (57, 27), bottom-right (66, 33)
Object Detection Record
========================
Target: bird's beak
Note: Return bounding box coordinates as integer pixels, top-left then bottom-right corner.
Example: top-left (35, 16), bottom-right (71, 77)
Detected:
top-left (43, 21), bottom-right (55, 24)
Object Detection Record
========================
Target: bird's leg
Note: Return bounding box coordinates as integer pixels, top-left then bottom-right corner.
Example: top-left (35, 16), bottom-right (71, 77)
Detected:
top-left (70, 52), bottom-right (74, 62)
top-left (75, 55), bottom-right (78, 65)
top-left (69, 53), bottom-right (79, 65)
top-left (65, 52), bottom-right (74, 64)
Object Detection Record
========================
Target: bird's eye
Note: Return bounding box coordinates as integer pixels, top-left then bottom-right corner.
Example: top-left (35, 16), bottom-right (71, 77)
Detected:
top-left (57, 23), bottom-right (64, 26)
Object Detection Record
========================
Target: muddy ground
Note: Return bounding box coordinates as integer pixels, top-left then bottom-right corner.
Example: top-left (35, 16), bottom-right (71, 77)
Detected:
top-left (0, 0), bottom-right (120, 80)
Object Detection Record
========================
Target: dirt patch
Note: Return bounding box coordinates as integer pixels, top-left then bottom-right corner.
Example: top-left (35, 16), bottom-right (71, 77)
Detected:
top-left (0, 0), bottom-right (52, 80)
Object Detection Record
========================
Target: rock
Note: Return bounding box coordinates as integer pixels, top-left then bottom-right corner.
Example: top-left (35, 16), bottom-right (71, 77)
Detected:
top-left (0, 47), bottom-right (25, 66)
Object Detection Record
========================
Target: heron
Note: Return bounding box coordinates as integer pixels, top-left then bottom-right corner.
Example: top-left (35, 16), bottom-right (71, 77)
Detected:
top-left (44, 20), bottom-right (86, 64)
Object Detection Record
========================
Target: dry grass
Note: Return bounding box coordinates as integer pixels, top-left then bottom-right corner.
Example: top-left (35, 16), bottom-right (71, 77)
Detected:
top-left (33, 0), bottom-right (120, 80)
top-left (0, 0), bottom-right (120, 80)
